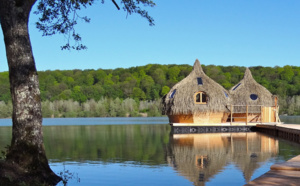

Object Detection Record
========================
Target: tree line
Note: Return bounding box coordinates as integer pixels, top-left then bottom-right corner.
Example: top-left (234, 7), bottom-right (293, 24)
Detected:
top-left (0, 63), bottom-right (299, 117)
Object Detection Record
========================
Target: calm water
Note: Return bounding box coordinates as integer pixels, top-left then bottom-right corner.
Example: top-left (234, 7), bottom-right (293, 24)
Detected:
top-left (0, 116), bottom-right (300, 186)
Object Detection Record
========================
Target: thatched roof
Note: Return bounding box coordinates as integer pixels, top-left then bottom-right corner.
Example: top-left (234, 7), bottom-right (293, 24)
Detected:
top-left (229, 68), bottom-right (276, 108)
top-left (162, 59), bottom-right (230, 115)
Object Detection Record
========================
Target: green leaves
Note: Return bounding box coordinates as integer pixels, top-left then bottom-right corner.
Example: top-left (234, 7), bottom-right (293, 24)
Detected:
top-left (160, 86), bottom-right (170, 96)
top-left (280, 65), bottom-right (295, 83)
top-left (1, 63), bottom-right (300, 117)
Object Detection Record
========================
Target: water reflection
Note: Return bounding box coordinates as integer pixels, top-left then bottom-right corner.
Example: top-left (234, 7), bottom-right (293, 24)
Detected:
top-left (1, 120), bottom-right (300, 186)
top-left (167, 133), bottom-right (278, 186)
top-left (42, 124), bottom-right (170, 165)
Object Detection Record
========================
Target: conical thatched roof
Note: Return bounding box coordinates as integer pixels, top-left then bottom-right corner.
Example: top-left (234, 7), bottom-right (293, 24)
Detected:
top-left (229, 68), bottom-right (276, 107)
top-left (162, 59), bottom-right (230, 115)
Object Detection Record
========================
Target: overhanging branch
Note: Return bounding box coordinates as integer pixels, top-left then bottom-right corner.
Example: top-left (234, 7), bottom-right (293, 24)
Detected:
top-left (112, 0), bottom-right (120, 10)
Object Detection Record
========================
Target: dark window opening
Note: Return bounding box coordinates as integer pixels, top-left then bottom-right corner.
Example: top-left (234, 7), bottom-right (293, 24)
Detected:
top-left (199, 173), bottom-right (205, 182)
top-left (233, 83), bottom-right (241, 90)
top-left (224, 91), bottom-right (228, 98)
top-left (202, 94), bottom-right (207, 102)
top-left (250, 94), bottom-right (258, 100)
top-left (196, 156), bottom-right (209, 169)
top-left (195, 92), bottom-right (207, 104)
top-left (197, 77), bottom-right (203, 85)
top-left (196, 93), bottom-right (200, 102)
top-left (170, 89), bottom-right (176, 98)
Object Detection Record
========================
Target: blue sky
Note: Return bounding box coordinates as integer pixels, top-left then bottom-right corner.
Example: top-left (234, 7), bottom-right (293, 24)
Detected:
top-left (0, 0), bottom-right (299, 72)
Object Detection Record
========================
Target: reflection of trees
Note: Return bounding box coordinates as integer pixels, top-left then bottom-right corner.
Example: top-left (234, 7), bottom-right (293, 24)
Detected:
top-left (0, 124), bottom-right (170, 164)
top-left (0, 127), bottom-right (11, 154)
top-left (41, 124), bottom-right (170, 165)
top-left (167, 133), bottom-right (279, 186)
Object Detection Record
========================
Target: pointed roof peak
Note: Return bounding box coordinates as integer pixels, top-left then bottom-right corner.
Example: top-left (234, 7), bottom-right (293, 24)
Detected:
top-left (243, 68), bottom-right (253, 79)
top-left (194, 59), bottom-right (201, 65)
top-left (193, 59), bottom-right (204, 72)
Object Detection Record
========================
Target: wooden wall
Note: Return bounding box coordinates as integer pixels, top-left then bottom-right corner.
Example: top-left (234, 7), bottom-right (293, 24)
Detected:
top-left (193, 112), bottom-right (229, 124)
top-left (232, 113), bottom-right (261, 122)
top-left (261, 107), bottom-right (276, 123)
top-left (169, 114), bottom-right (194, 123)
top-left (168, 106), bottom-right (278, 124)
top-left (168, 112), bottom-right (229, 124)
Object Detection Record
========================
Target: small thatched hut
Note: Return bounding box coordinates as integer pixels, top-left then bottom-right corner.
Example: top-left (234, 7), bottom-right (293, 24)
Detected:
top-left (162, 59), bottom-right (230, 124)
top-left (229, 68), bottom-right (279, 123)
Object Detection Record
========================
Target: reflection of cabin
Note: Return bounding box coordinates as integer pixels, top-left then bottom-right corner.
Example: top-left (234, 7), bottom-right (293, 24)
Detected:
top-left (162, 59), bottom-right (279, 126)
top-left (167, 133), bottom-right (278, 185)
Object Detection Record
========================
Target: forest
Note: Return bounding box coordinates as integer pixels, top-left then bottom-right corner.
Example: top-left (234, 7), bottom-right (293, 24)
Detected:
top-left (0, 63), bottom-right (299, 118)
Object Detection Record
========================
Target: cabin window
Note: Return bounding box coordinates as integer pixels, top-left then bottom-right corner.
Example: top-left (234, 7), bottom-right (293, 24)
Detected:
top-left (170, 89), bottom-right (176, 98)
top-left (250, 94), bottom-right (258, 100)
top-left (224, 91), bottom-right (229, 98)
top-left (194, 92), bottom-right (207, 104)
top-left (233, 83), bottom-right (241, 90)
top-left (197, 77), bottom-right (203, 85)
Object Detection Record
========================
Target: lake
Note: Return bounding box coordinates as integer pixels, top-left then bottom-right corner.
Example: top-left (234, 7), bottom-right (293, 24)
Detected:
top-left (0, 116), bottom-right (300, 185)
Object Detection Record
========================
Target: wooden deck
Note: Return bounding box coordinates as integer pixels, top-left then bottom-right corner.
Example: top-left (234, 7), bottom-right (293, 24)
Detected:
top-left (255, 123), bottom-right (300, 144)
top-left (245, 123), bottom-right (300, 185)
top-left (172, 122), bottom-right (258, 126)
top-left (245, 155), bottom-right (300, 186)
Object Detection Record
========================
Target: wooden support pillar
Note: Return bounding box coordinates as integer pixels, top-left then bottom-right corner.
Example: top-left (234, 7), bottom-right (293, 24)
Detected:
top-left (261, 106), bottom-right (263, 124)
top-left (246, 105), bottom-right (248, 126)
top-left (275, 106), bottom-right (278, 123)
top-left (276, 106), bottom-right (280, 123)
top-left (231, 134), bottom-right (234, 153)
top-left (230, 105), bottom-right (233, 126)
top-left (246, 133), bottom-right (248, 153)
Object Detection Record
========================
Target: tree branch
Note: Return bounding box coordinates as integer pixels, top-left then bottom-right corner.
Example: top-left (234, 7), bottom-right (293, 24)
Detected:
top-left (112, 0), bottom-right (120, 10)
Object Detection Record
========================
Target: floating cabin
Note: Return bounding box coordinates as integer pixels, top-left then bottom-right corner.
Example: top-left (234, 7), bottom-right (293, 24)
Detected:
top-left (162, 59), bottom-right (279, 132)
top-left (229, 68), bottom-right (279, 123)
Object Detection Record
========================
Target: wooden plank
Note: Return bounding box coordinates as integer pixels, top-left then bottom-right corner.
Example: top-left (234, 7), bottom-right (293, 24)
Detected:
top-left (245, 155), bottom-right (300, 185)
top-left (271, 155), bottom-right (300, 171)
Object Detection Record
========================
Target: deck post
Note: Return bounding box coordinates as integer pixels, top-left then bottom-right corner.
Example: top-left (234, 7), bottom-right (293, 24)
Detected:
top-left (246, 105), bottom-right (248, 125)
top-left (230, 105), bottom-right (233, 126)
top-left (261, 106), bottom-right (263, 124)
top-left (275, 106), bottom-right (278, 123)
top-left (246, 133), bottom-right (248, 153)
top-left (275, 105), bottom-right (280, 123)
top-left (231, 134), bottom-right (234, 153)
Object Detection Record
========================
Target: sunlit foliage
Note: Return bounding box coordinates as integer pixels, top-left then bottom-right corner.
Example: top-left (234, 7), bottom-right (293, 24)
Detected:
top-left (0, 64), bottom-right (300, 117)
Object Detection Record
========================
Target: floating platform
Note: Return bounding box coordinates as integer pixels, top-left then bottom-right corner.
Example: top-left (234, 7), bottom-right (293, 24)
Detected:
top-left (171, 122), bottom-right (258, 134)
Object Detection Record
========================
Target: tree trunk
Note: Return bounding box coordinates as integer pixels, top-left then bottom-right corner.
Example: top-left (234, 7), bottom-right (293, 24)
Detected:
top-left (0, 0), bottom-right (61, 185)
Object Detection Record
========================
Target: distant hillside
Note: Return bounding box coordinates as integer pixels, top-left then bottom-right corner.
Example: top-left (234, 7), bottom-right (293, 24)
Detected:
top-left (0, 64), bottom-right (299, 116)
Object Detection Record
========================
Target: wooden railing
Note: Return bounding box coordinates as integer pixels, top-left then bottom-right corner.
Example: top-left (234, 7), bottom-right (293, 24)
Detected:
top-left (228, 105), bottom-right (264, 125)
